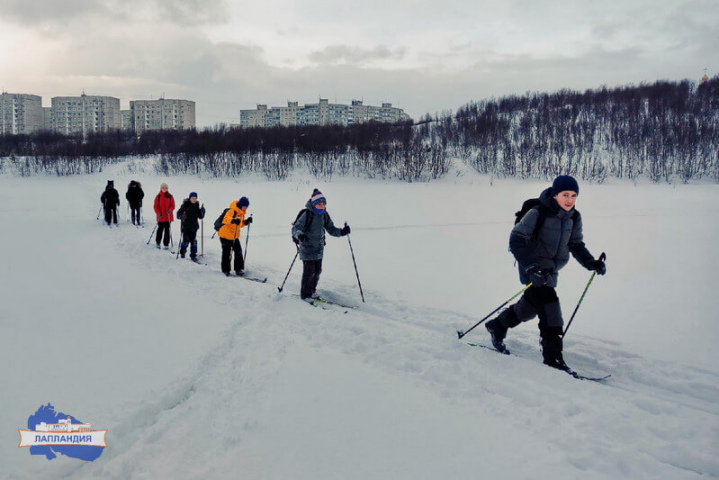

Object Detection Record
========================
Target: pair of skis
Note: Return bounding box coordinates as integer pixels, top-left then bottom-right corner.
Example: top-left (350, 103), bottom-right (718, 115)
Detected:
top-left (465, 342), bottom-right (610, 382)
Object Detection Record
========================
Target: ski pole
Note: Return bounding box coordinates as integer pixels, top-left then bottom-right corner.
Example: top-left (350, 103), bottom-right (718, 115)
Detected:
top-left (96, 206), bottom-right (103, 220)
top-left (345, 223), bottom-right (365, 303)
top-left (563, 252), bottom-right (606, 337)
top-left (200, 205), bottom-right (204, 257)
top-left (457, 284), bottom-right (532, 339)
top-left (176, 220), bottom-right (184, 259)
top-left (146, 224), bottom-right (157, 244)
top-left (278, 248), bottom-right (300, 293)
top-left (243, 215), bottom-right (252, 263)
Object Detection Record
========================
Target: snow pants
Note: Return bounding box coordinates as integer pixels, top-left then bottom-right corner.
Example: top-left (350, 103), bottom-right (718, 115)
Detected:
top-left (301, 259), bottom-right (323, 299)
top-left (499, 285), bottom-right (565, 361)
top-left (130, 207), bottom-right (141, 225)
top-left (180, 230), bottom-right (198, 259)
top-left (156, 222), bottom-right (171, 246)
top-left (220, 237), bottom-right (244, 274)
top-left (104, 206), bottom-right (117, 225)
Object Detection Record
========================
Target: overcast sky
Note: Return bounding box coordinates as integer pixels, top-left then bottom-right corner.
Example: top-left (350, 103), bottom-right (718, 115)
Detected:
top-left (1, 0), bottom-right (717, 128)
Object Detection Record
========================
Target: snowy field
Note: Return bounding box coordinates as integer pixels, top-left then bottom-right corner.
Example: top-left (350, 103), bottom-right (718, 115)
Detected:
top-left (1, 160), bottom-right (718, 479)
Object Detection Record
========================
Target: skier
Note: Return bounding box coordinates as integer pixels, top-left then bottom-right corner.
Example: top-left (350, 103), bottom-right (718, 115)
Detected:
top-left (176, 192), bottom-right (205, 261)
top-left (485, 175), bottom-right (607, 370)
top-left (153, 183), bottom-right (175, 249)
top-left (100, 180), bottom-right (120, 226)
top-left (217, 197), bottom-right (253, 276)
top-left (291, 189), bottom-right (350, 304)
top-left (125, 180), bottom-right (144, 225)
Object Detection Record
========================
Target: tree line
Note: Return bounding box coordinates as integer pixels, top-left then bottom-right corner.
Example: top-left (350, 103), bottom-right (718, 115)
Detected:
top-left (440, 76), bottom-right (719, 183)
top-left (1, 77), bottom-right (717, 182)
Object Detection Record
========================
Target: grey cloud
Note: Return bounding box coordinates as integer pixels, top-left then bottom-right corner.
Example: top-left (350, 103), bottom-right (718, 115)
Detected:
top-left (308, 45), bottom-right (407, 65)
top-left (151, 0), bottom-right (228, 26)
top-left (0, 0), bottom-right (227, 27)
top-left (0, 0), bottom-right (105, 24)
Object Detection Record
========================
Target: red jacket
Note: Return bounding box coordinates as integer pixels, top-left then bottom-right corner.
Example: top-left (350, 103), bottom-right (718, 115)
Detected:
top-left (154, 191), bottom-right (175, 222)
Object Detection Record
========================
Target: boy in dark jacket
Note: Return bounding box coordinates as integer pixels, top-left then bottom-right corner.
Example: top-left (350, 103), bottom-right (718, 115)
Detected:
top-left (291, 189), bottom-right (350, 303)
top-left (100, 180), bottom-right (120, 226)
top-left (125, 180), bottom-right (144, 225)
top-left (485, 175), bottom-right (606, 370)
top-left (176, 192), bottom-right (206, 261)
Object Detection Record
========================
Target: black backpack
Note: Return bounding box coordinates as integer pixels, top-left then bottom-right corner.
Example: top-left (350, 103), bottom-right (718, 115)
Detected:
top-left (213, 208), bottom-right (230, 231)
top-left (292, 208), bottom-right (313, 232)
top-left (514, 198), bottom-right (547, 236)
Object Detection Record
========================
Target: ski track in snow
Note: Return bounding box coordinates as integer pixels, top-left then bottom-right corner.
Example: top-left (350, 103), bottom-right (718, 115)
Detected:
top-left (33, 218), bottom-right (718, 480)
top-left (6, 170), bottom-right (718, 480)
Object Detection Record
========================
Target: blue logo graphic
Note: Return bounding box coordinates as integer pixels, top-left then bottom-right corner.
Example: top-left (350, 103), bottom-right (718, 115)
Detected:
top-left (21, 403), bottom-right (107, 461)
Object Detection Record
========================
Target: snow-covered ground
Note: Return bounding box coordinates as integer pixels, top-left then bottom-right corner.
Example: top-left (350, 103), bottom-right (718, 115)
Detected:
top-left (1, 160), bottom-right (718, 479)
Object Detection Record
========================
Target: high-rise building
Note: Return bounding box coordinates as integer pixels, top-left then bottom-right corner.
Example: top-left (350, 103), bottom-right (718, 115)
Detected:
top-left (51, 94), bottom-right (121, 135)
top-left (0, 93), bottom-right (44, 135)
top-left (240, 99), bottom-right (410, 128)
top-left (130, 98), bottom-right (196, 132)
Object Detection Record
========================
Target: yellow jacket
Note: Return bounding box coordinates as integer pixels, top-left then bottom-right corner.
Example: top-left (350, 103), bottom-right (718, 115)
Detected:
top-left (217, 201), bottom-right (247, 240)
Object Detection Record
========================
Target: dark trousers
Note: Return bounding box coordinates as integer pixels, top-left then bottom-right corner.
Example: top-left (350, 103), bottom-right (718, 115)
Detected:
top-left (301, 259), bottom-right (323, 299)
top-left (220, 238), bottom-right (244, 273)
top-left (104, 207), bottom-right (117, 225)
top-left (498, 285), bottom-right (565, 362)
top-left (130, 207), bottom-right (141, 225)
top-left (156, 222), bottom-right (171, 246)
top-left (180, 230), bottom-right (198, 258)
top-left (500, 286), bottom-right (564, 344)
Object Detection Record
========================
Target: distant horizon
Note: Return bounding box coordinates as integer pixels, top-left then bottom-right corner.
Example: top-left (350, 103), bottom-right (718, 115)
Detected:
top-left (7, 73), bottom-right (713, 129)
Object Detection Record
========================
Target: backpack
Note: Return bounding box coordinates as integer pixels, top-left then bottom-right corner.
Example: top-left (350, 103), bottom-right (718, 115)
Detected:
top-left (514, 198), bottom-right (547, 236)
top-left (213, 208), bottom-right (230, 232)
top-left (292, 208), bottom-right (314, 232)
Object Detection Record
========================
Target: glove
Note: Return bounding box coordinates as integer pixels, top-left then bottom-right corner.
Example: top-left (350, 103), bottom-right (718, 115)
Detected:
top-left (231, 218), bottom-right (241, 225)
top-left (179, 214), bottom-right (187, 221)
top-left (527, 265), bottom-right (550, 287)
top-left (588, 258), bottom-right (607, 275)
top-left (341, 225), bottom-right (351, 236)
top-left (244, 217), bottom-right (253, 225)
top-left (297, 233), bottom-right (307, 242)
top-left (292, 236), bottom-right (300, 245)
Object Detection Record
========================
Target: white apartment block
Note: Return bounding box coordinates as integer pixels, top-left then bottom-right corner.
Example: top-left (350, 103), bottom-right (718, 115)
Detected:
top-left (130, 99), bottom-right (196, 133)
top-left (0, 93), bottom-right (44, 135)
top-left (51, 94), bottom-right (121, 135)
top-left (240, 99), bottom-right (410, 128)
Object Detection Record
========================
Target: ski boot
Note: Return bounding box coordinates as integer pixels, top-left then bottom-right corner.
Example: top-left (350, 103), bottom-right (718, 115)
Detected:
top-left (485, 318), bottom-right (509, 354)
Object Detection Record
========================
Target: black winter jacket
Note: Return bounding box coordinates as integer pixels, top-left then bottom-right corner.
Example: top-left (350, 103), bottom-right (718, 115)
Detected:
top-left (509, 187), bottom-right (595, 287)
top-left (176, 200), bottom-right (205, 232)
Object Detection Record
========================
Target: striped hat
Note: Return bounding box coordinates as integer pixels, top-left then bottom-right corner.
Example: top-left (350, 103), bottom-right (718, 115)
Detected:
top-left (310, 189), bottom-right (326, 206)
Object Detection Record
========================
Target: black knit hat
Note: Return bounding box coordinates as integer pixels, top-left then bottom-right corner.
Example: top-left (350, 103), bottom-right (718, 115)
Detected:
top-left (551, 175), bottom-right (579, 195)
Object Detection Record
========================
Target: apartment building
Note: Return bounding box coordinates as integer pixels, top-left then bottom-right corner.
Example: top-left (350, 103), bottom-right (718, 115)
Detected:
top-left (0, 93), bottom-right (44, 135)
top-left (130, 99), bottom-right (196, 133)
top-left (51, 94), bottom-right (121, 135)
top-left (240, 99), bottom-right (410, 128)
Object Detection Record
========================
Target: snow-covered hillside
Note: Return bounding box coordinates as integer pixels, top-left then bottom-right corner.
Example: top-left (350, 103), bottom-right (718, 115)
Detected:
top-left (2, 163), bottom-right (718, 479)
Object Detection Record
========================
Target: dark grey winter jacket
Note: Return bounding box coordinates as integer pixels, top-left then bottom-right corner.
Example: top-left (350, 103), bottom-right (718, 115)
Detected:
top-left (509, 187), bottom-right (595, 287)
top-left (292, 201), bottom-right (344, 261)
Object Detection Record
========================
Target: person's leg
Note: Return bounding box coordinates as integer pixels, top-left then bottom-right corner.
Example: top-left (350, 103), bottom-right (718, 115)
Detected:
top-left (220, 238), bottom-right (232, 274)
top-left (187, 231), bottom-right (198, 259)
top-left (309, 259), bottom-right (322, 298)
top-left (301, 260), bottom-right (319, 299)
top-left (525, 286), bottom-right (566, 368)
top-left (155, 222), bottom-right (163, 246)
top-left (233, 239), bottom-right (244, 273)
top-left (162, 222), bottom-right (170, 247)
